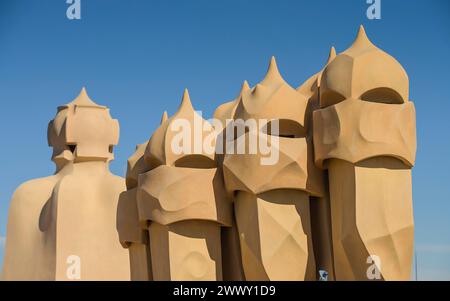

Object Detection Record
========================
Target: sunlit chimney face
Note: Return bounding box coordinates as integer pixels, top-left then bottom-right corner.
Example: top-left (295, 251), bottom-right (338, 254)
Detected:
top-left (222, 57), bottom-right (323, 196)
top-left (56, 88), bottom-right (120, 163)
top-left (320, 26), bottom-right (409, 108)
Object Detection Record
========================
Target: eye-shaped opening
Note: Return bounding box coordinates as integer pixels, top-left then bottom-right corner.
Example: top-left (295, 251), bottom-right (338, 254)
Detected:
top-left (360, 88), bottom-right (405, 104)
top-left (67, 144), bottom-right (77, 154)
top-left (320, 90), bottom-right (346, 108)
top-left (174, 155), bottom-right (216, 169)
top-left (262, 119), bottom-right (306, 138)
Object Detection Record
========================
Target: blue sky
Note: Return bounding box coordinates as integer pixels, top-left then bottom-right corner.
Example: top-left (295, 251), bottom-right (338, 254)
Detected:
top-left (0, 0), bottom-right (449, 280)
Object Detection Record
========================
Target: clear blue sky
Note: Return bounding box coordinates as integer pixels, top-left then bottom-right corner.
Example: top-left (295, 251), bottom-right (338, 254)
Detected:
top-left (0, 0), bottom-right (449, 280)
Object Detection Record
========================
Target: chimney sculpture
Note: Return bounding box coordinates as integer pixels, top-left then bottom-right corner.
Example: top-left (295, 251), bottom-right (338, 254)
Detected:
top-left (117, 140), bottom-right (153, 280)
top-left (297, 47), bottom-right (338, 280)
top-left (214, 81), bottom-right (250, 127)
top-left (313, 26), bottom-right (416, 280)
top-left (133, 90), bottom-right (232, 280)
top-left (3, 88), bottom-right (130, 280)
top-left (213, 82), bottom-right (250, 281)
top-left (2, 26), bottom-right (416, 282)
top-left (116, 111), bottom-right (168, 281)
top-left (222, 57), bottom-right (325, 280)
